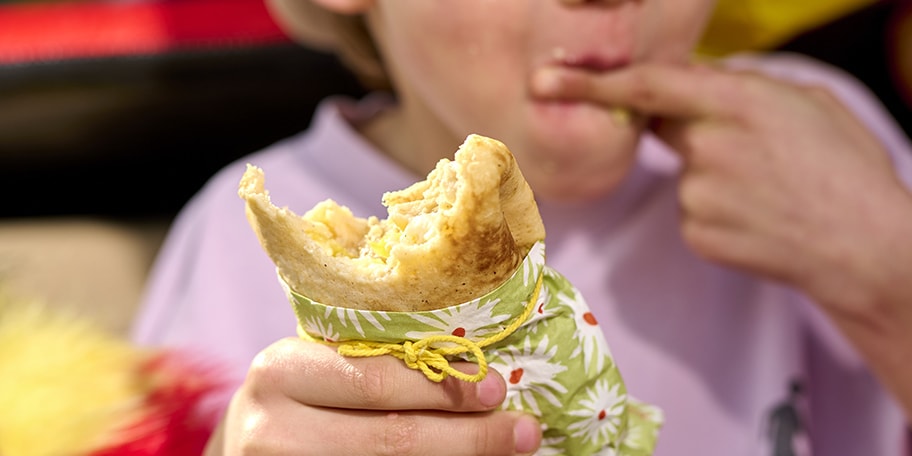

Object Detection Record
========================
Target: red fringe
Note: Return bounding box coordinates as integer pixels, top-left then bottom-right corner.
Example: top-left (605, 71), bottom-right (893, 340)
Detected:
top-left (91, 352), bottom-right (227, 456)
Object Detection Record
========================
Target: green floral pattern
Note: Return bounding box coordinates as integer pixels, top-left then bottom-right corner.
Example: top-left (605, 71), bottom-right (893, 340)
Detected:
top-left (285, 241), bottom-right (662, 455)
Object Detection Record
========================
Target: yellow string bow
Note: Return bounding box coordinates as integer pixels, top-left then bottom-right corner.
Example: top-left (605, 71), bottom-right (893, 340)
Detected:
top-left (298, 274), bottom-right (544, 383)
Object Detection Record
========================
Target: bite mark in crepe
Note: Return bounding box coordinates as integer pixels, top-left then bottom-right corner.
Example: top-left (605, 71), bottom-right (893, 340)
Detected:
top-left (239, 134), bottom-right (546, 311)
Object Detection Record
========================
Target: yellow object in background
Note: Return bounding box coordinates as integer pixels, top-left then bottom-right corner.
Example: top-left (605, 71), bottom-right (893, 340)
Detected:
top-left (0, 289), bottom-right (223, 456)
top-left (700, 0), bottom-right (877, 55)
top-left (0, 295), bottom-right (147, 456)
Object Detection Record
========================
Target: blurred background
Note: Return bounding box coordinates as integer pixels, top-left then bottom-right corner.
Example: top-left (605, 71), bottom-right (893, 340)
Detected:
top-left (0, 0), bottom-right (909, 335)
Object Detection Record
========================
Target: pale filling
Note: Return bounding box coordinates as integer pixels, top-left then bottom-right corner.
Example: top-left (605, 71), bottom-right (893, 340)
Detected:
top-left (301, 160), bottom-right (461, 271)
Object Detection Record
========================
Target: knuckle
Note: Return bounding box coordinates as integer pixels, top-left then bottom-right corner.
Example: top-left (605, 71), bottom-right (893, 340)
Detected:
top-left (472, 414), bottom-right (523, 455)
top-left (375, 413), bottom-right (420, 456)
top-left (720, 76), bottom-right (761, 120)
top-left (246, 338), bottom-right (297, 398)
top-left (680, 219), bottom-right (721, 261)
top-left (628, 74), bottom-right (659, 106)
top-left (680, 219), bottom-right (707, 252)
top-left (247, 353), bottom-right (279, 395)
top-left (351, 362), bottom-right (392, 408)
top-left (803, 84), bottom-right (849, 112)
top-left (235, 410), bottom-right (279, 455)
top-left (678, 176), bottom-right (709, 212)
top-left (803, 83), bottom-right (836, 102)
top-left (711, 71), bottom-right (776, 122)
top-left (684, 145), bottom-right (714, 167)
top-left (471, 419), bottom-right (498, 455)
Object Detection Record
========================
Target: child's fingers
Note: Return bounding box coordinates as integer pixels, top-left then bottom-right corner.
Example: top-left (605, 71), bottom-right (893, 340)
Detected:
top-left (531, 62), bottom-right (739, 119)
top-left (248, 337), bottom-right (507, 412)
top-left (295, 409), bottom-right (541, 456)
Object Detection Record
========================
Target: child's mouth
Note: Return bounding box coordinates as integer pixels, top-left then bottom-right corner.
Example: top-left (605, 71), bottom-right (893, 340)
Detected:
top-left (530, 53), bottom-right (633, 119)
top-left (550, 47), bottom-right (631, 73)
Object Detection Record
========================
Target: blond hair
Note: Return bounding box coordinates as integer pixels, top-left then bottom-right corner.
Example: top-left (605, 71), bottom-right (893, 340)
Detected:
top-left (267, 0), bottom-right (390, 90)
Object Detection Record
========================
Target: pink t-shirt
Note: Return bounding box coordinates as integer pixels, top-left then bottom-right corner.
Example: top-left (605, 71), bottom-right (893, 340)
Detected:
top-left (132, 53), bottom-right (912, 455)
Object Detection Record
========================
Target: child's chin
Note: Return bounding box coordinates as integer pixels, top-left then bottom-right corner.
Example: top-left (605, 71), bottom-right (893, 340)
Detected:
top-left (525, 129), bottom-right (640, 172)
top-left (523, 154), bottom-right (636, 203)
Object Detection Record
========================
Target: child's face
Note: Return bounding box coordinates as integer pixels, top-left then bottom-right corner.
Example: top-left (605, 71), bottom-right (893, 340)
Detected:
top-left (368, 0), bottom-right (717, 201)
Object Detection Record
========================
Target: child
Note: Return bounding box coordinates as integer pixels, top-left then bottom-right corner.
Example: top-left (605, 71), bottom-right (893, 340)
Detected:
top-left (132, 0), bottom-right (912, 454)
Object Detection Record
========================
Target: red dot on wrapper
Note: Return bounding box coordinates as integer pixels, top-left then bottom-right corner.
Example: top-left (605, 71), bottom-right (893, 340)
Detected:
top-left (452, 327), bottom-right (466, 337)
top-left (538, 303), bottom-right (545, 314)
top-left (583, 312), bottom-right (598, 326)
top-left (598, 410), bottom-right (607, 420)
top-left (510, 368), bottom-right (524, 384)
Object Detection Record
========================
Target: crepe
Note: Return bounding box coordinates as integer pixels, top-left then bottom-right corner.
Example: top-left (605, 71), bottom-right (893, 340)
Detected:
top-left (239, 134), bottom-right (663, 455)
top-left (238, 134), bottom-right (546, 311)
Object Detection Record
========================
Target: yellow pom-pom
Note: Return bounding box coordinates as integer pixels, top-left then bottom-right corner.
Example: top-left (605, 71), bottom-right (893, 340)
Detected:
top-left (0, 292), bottom-right (150, 456)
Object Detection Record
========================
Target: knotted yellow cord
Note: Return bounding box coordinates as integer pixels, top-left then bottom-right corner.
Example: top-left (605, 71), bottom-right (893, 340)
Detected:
top-left (297, 274), bottom-right (544, 383)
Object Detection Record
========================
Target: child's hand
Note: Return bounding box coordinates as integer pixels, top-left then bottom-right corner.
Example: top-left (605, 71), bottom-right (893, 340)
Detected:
top-left (532, 61), bottom-right (912, 419)
top-left (205, 337), bottom-right (541, 455)
top-left (531, 62), bottom-right (912, 317)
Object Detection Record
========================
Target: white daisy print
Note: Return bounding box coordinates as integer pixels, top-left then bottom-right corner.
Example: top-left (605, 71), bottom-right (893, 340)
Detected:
top-left (299, 315), bottom-right (340, 343)
top-left (404, 296), bottom-right (511, 341)
top-left (567, 378), bottom-right (627, 444)
top-left (633, 402), bottom-right (664, 424)
top-left (536, 436), bottom-right (568, 456)
top-left (331, 306), bottom-right (391, 338)
top-left (490, 334), bottom-right (568, 415)
top-left (621, 403), bottom-right (664, 451)
top-left (277, 271), bottom-right (293, 297)
top-left (559, 289), bottom-right (612, 373)
top-left (620, 424), bottom-right (649, 451)
top-left (594, 447), bottom-right (619, 456)
top-left (523, 242), bottom-right (546, 287)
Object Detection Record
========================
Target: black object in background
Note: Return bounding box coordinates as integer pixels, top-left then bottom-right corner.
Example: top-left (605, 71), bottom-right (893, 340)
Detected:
top-left (0, 44), bottom-right (366, 219)
top-left (778, 0), bottom-right (911, 141)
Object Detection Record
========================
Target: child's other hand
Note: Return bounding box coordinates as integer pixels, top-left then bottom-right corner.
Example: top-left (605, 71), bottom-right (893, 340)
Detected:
top-left (205, 337), bottom-right (541, 455)
top-left (530, 62), bottom-right (912, 317)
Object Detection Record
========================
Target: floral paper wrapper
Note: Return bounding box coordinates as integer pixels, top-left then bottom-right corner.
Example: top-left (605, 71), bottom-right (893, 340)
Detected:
top-left (284, 241), bottom-right (662, 455)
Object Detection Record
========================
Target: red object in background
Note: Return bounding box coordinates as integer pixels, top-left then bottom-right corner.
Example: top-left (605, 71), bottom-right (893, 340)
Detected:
top-left (89, 352), bottom-right (227, 456)
top-left (0, 0), bottom-right (292, 64)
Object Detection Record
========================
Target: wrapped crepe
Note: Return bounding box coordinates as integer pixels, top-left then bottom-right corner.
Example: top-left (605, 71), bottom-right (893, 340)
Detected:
top-left (239, 134), bottom-right (662, 454)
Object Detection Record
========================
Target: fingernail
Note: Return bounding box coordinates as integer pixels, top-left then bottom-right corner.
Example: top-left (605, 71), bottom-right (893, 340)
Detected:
top-left (513, 415), bottom-right (541, 453)
top-left (477, 375), bottom-right (504, 408)
top-left (531, 68), bottom-right (562, 96)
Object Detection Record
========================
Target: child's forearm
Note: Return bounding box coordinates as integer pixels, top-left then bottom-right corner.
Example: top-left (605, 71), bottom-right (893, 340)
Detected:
top-left (817, 192), bottom-right (912, 422)
top-left (829, 301), bottom-right (912, 422)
